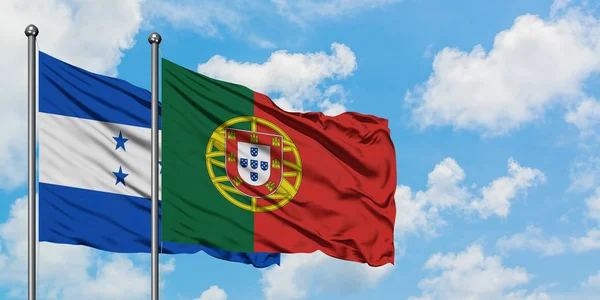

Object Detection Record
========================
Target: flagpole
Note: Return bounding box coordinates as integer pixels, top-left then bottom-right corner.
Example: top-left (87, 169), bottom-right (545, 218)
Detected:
top-left (149, 32), bottom-right (162, 300)
top-left (25, 24), bottom-right (39, 300)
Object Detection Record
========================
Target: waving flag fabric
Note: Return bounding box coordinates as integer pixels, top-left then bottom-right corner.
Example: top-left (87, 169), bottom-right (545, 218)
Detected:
top-left (160, 58), bottom-right (397, 267)
top-left (37, 51), bottom-right (280, 268)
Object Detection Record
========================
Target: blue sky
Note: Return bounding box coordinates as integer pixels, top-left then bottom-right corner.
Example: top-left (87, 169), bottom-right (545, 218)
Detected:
top-left (1, 0), bottom-right (600, 299)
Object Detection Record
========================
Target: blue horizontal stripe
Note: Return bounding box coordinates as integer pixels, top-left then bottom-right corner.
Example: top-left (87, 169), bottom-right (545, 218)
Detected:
top-left (39, 51), bottom-right (162, 129)
top-left (39, 182), bottom-right (279, 268)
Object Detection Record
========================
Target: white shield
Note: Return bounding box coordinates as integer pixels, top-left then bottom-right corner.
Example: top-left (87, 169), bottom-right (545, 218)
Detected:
top-left (237, 142), bottom-right (271, 186)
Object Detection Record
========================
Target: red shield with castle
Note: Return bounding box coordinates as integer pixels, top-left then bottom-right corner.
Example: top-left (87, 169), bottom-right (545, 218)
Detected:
top-left (225, 128), bottom-right (283, 197)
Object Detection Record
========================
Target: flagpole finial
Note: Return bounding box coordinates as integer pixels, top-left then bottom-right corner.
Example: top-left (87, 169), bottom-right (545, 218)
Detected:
top-left (24, 24), bottom-right (39, 37)
top-left (148, 32), bottom-right (162, 44)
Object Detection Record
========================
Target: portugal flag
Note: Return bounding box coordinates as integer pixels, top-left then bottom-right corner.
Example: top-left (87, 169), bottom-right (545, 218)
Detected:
top-left (161, 58), bottom-right (397, 266)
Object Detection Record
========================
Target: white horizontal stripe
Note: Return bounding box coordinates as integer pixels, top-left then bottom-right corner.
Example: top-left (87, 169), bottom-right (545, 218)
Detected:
top-left (39, 112), bottom-right (162, 199)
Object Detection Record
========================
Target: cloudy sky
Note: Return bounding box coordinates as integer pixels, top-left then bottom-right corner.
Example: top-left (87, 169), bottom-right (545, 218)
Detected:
top-left (1, 0), bottom-right (600, 299)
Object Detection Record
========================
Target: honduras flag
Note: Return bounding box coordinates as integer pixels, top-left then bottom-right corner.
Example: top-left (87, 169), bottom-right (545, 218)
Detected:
top-left (38, 51), bottom-right (280, 268)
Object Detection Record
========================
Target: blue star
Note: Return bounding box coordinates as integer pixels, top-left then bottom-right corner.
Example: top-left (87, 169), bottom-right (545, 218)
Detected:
top-left (113, 130), bottom-right (129, 151)
top-left (159, 161), bottom-right (162, 174)
top-left (113, 166), bottom-right (129, 186)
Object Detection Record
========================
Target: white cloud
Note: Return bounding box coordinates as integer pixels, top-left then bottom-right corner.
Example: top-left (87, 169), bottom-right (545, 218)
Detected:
top-left (0, 0), bottom-right (144, 188)
top-left (143, 0), bottom-right (399, 47)
top-left (142, 0), bottom-right (279, 49)
top-left (394, 158), bottom-right (467, 238)
top-left (0, 197), bottom-right (93, 288)
top-left (143, 0), bottom-right (243, 37)
top-left (569, 156), bottom-right (600, 192)
top-left (260, 251), bottom-right (393, 300)
top-left (469, 158), bottom-right (546, 219)
top-left (194, 285), bottom-right (228, 300)
top-left (409, 244), bottom-right (534, 300)
top-left (0, 196), bottom-right (173, 299)
top-left (160, 257), bottom-right (176, 273)
top-left (570, 187), bottom-right (600, 253)
top-left (585, 188), bottom-right (600, 222)
top-left (571, 228), bottom-right (600, 253)
top-left (406, 4), bottom-right (600, 136)
top-left (581, 270), bottom-right (600, 290)
top-left (317, 85), bottom-right (348, 116)
top-left (565, 97), bottom-right (600, 136)
top-left (64, 255), bottom-right (149, 299)
top-left (550, 0), bottom-right (574, 17)
top-left (419, 157), bottom-right (470, 209)
top-left (568, 185), bottom-right (600, 253)
top-left (496, 225), bottom-right (566, 257)
top-left (504, 290), bottom-right (553, 300)
top-left (521, 271), bottom-right (600, 299)
top-left (318, 99), bottom-right (347, 116)
top-left (197, 42), bottom-right (356, 114)
top-left (272, 0), bottom-right (401, 25)
top-left (395, 157), bottom-right (545, 238)
top-left (247, 35), bottom-right (277, 49)
top-left (394, 184), bottom-right (445, 239)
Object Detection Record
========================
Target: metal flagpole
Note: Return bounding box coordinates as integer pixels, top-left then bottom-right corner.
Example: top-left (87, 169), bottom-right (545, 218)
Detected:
top-left (25, 24), bottom-right (39, 300)
top-left (148, 32), bottom-right (162, 300)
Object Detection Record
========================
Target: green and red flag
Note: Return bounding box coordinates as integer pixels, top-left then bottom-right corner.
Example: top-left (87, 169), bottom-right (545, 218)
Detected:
top-left (161, 58), bottom-right (397, 266)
